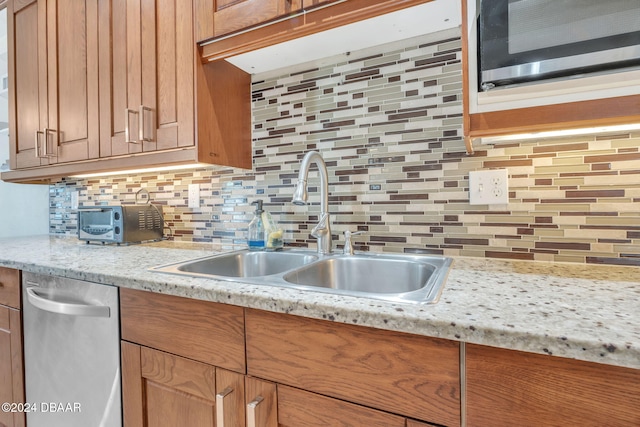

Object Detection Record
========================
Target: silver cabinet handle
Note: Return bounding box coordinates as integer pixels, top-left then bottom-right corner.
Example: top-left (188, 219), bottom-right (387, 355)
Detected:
top-left (125, 108), bottom-right (139, 144)
top-left (247, 396), bottom-right (264, 427)
top-left (35, 130), bottom-right (43, 158)
top-left (215, 386), bottom-right (233, 427)
top-left (26, 287), bottom-right (110, 318)
top-left (139, 105), bottom-right (153, 143)
top-left (44, 128), bottom-right (57, 157)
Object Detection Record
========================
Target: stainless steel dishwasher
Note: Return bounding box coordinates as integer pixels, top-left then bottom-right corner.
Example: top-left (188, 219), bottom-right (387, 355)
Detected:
top-left (22, 272), bottom-right (121, 427)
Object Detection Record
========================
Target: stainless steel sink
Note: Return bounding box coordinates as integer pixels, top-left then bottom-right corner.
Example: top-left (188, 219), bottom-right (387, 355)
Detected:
top-left (153, 250), bottom-right (318, 278)
top-left (152, 250), bottom-right (452, 304)
top-left (283, 254), bottom-right (451, 303)
top-left (283, 256), bottom-right (433, 292)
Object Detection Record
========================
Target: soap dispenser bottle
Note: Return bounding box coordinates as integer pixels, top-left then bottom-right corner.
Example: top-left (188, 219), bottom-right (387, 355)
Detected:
top-left (247, 200), bottom-right (265, 250)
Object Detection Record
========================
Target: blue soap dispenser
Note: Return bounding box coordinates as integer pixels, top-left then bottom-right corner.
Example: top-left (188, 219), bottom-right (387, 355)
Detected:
top-left (247, 200), bottom-right (265, 250)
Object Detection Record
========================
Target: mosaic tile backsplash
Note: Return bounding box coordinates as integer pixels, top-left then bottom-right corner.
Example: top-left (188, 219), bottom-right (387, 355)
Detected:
top-left (50, 29), bottom-right (640, 266)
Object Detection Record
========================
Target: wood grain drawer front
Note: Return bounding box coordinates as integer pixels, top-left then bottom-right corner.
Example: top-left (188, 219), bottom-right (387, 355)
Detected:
top-left (246, 309), bottom-right (461, 427)
top-left (466, 344), bottom-right (640, 427)
top-left (278, 384), bottom-right (405, 427)
top-left (0, 267), bottom-right (20, 309)
top-left (120, 288), bottom-right (246, 373)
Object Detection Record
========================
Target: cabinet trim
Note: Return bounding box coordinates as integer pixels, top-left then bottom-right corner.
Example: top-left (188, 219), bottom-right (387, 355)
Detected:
top-left (468, 94), bottom-right (640, 139)
top-left (199, 0), bottom-right (434, 63)
top-left (0, 148), bottom-right (199, 183)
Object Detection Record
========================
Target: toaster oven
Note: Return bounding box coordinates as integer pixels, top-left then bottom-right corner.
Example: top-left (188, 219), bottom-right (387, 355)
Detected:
top-left (78, 205), bottom-right (164, 244)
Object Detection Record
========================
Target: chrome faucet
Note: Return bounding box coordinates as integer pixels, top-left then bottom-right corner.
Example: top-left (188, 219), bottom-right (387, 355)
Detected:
top-left (292, 151), bottom-right (332, 255)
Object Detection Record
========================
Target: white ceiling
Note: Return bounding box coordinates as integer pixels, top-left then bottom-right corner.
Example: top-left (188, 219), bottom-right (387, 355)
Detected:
top-left (226, 0), bottom-right (461, 76)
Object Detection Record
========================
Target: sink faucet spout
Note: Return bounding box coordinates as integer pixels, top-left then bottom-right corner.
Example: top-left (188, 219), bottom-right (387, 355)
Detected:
top-left (292, 151), bottom-right (332, 255)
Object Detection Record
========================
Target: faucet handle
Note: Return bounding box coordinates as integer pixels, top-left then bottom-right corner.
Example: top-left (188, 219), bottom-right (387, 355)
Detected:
top-left (343, 230), bottom-right (365, 255)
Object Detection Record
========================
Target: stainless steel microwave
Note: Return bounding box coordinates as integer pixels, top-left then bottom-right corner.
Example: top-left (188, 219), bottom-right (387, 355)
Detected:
top-left (78, 205), bottom-right (164, 244)
top-left (478, 0), bottom-right (640, 91)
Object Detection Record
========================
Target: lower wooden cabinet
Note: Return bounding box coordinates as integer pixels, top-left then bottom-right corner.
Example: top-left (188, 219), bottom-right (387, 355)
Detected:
top-left (120, 288), bottom-right (246, 373)
top-left (0, 267), bottom-right (24, 427)
top-left (466, 344), bottom-right (640, 427)
top-left (245, 308), bottom-right (461, 427)
top-left (119, 287), bottom-right (639, 427)
top-left (277, 385), bottom-right (405, 427)
top-left (121, 342), bottom-right (277, 427)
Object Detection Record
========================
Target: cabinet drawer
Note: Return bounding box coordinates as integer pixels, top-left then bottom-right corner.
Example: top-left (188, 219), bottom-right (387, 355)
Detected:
top-left (278, 384), bottom-right (405, 427)
top-left (0, 267), bottom-right (20, 309)
top-left (246, 309), bottom-right (460, 427)
top-left (120, 288), bottom-right (246, 373)
top-left (466, 344), bottom-right (640, 427)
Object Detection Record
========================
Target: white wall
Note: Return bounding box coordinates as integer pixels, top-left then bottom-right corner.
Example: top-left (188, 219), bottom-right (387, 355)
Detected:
top-left (0, 6), bottom-right (49, 238)
top-left (0, 132), bottom-right (50, 238)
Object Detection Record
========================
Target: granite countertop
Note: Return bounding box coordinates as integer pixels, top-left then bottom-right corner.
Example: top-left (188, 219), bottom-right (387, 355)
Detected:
top-left (1, 235), bottom-right (638, 369)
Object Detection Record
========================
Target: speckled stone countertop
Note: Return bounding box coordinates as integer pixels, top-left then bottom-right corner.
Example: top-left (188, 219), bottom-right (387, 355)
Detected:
top-left (1, 235), bottom-right (638, 369)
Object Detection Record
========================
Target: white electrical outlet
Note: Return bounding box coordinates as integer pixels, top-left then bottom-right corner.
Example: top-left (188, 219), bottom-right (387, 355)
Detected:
top-left (188, 184), bottom-right (200, 208)
top-left (469, 169), bottom-right (509, 205)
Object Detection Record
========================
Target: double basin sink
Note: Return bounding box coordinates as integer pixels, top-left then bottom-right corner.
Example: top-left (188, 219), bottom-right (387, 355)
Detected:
top-left (152, 250), bottom-right (452, 304)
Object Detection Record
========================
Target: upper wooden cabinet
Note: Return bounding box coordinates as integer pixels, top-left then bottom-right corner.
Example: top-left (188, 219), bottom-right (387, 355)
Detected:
top-left (195, 0), bottom-right (303, 42)
top-left (98, 0), bottom-right (195, 157)
top-left (3, 0), bottom-right (252, 183)
top-left (8, 0), bottom-right (99, 169)
top-left (198, 0), bottom-right (435, 62)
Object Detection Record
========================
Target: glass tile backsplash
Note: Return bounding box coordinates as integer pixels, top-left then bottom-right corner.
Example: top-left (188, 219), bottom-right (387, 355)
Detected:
top-left (49, 28), bottom-right (640, 266)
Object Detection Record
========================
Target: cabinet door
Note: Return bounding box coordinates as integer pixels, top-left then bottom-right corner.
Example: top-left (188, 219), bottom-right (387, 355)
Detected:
top-left (215, 369), bottom-right (245, 427)
top-left (9, 0), bottom-right (99, 168)
top-left (8, 0), bottom-right (49, 169)
top-left (245, 377), bottom-right (277, 427)
top-left (99, 0), bottom-right (194, 158)
top-left (0, 306), bottom-right (25, 427)
top-left (122, 342), bottom-right (217, 427)
top-left (466, 344), bottom-right (640, 427)
top-left (210, 0), bottom-right (302, 38)
top-left (0, 267), bottom-right (21, 309)
top-left (277, 385), bottom-right (405, 427)
top-left (47, 0), bottom-right (100, 163)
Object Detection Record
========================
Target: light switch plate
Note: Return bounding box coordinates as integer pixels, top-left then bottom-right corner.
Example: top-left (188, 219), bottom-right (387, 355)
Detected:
top-left (188, 184), bottom-right (200, 208)
top-left (469, 169), bottom-right (509, 205)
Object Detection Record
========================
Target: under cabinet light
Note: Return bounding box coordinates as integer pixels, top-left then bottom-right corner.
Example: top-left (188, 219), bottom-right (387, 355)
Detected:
top-left (479, 123), bottom-right (640, 144)
top-left (69, 163), bottom-right (208, 179)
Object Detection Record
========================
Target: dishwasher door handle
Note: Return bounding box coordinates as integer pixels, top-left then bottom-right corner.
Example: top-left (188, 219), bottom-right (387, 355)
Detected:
top-left (26, 287), bottom-right (111, 318)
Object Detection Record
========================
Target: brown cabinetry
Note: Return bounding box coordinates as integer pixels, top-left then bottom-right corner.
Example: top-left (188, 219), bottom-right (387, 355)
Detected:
top-left (98, 0), bottom-right (195, 157)
top-left (245, 308), bottom-right (461, 427)
top-left (8, 0), bottom-right (99, 169)
top-left (120, 288), bottom-right (277, 427)
top-left (120, 288), bottom-right (459, 426)
top-left (466, 344), bottom-right (640, 427)
top-left (0, 267), bottom-right (24, 427)
top-left (277, 385), bottom-right (405, 427)
top-left (195, 0), bottom-right (302, 41)
top-left (4, 0), bottom-right (251, 183)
